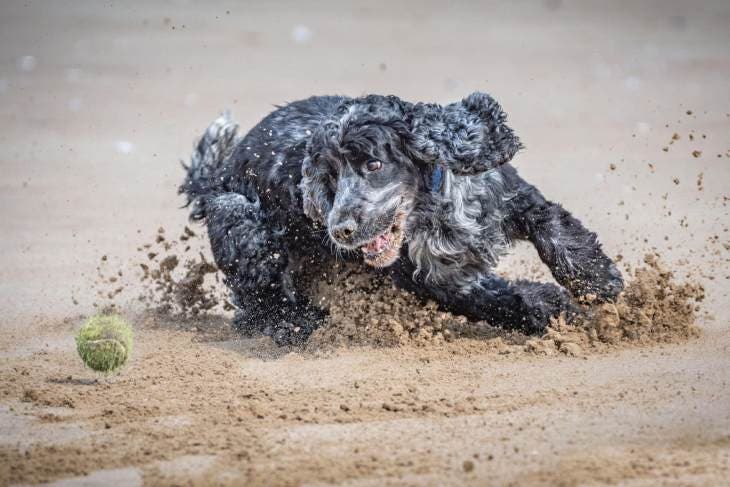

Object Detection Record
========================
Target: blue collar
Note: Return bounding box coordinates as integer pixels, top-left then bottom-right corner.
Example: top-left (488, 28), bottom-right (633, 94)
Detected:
top-left (429, 165), bottom-right (445, 193)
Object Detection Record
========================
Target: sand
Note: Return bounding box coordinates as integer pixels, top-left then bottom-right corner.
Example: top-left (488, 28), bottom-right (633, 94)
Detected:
top-left (2, 1), bottom-right (730, 485)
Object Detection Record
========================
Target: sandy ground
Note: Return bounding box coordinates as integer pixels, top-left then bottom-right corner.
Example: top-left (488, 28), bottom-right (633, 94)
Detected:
top-left (1, 0), bottom-right (730, 485)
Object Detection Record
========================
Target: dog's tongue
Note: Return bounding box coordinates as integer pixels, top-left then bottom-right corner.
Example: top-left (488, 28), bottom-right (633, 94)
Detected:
top-left (363, 233), bottom-right (390, 254)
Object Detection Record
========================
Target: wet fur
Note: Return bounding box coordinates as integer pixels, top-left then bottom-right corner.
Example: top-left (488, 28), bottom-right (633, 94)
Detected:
top-left (180, 93), bottom-right (624, 345)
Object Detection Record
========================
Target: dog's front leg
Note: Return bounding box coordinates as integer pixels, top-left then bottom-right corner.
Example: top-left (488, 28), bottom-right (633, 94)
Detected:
top-left (204, 193), bottom-right (325, 345)
top-left (437, 275), bottom-right (580, 334)
top-left (389, 262), bottom-right (578, 334)
top-left (509, 189), bottom-right (624, 302)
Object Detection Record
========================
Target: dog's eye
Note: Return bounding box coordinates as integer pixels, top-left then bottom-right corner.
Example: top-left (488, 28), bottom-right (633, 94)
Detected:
top-left (366, 160), bottom-right (382, 172)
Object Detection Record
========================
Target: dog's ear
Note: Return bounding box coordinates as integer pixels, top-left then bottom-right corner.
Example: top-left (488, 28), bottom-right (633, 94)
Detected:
top-left (408, 92), bottom-right (523, 175)
top-left (300, 123), bottom-right (337, 225)
top-left (301, 153), bottom-right (334, 225)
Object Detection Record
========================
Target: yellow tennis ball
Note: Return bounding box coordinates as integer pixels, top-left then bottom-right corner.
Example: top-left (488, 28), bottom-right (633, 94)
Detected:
top-left (76, 314), bottom-right (133, 373)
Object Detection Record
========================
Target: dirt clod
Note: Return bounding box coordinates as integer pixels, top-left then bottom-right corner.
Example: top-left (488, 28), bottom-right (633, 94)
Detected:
top-left (309, 265), bottom-right (467, 348)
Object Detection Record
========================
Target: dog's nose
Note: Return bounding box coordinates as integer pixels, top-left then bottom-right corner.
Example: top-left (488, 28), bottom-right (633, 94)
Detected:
top-left (331, 219), bottom-right (357, 243)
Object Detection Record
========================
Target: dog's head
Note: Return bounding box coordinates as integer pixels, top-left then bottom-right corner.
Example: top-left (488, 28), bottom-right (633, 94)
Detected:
top-left (301, 92), bottom-right (522, 267)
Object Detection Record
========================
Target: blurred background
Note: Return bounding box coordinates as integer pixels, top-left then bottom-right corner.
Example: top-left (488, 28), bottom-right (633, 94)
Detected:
top-left (1, 0), bottom-right (728, 323)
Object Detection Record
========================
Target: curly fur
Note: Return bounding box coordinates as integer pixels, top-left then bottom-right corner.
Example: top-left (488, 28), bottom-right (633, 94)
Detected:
top-left (180, 92), bottom-right (624, 344)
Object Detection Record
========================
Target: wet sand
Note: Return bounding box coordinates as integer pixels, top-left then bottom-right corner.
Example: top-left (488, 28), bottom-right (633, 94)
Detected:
top-left (1, 1), bottom-right (729, 485)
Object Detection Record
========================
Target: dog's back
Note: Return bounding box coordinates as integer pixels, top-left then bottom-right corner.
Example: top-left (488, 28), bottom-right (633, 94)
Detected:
top-left (180, 96), bottom-right (346, 222)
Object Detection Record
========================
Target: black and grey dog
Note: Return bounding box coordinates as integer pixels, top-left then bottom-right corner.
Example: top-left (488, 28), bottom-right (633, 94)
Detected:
top-left (180, 92), bottom-right (623, 345)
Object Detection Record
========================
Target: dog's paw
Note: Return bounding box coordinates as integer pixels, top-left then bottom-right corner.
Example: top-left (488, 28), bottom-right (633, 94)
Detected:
top-left (263, 304), bottom-right (326, 346)
top-left (517, 283), bottom-right (583, 334)
top-left (568, 260), bottom-right (624, 303)
top-left (264, 321), bottom-right (314, 346)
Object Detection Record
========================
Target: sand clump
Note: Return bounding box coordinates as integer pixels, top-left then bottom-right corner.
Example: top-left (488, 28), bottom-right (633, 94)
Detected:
top-left (536, 252), bottom-right (705, 356)
top-left (588, 254), bottom-right (704, 343)
top-left (309, 267), bottom-right (466, 348)
top-left (94, 226), bottom-right (228, 317)
top-left (137, 227), bottom-right (224, 315)
top-left (309, 254), bottom-right (705, 355)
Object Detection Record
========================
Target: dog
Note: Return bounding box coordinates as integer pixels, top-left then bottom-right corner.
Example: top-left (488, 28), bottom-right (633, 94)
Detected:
top-left (180, 92), bottom-right (624, 345)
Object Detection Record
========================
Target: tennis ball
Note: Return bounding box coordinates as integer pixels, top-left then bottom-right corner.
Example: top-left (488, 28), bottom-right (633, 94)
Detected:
top-left (76, 314), bottom-right (133, 373)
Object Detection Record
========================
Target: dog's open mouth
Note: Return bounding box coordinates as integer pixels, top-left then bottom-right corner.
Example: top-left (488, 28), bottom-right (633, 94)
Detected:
top-left (360, 218), bottom-right (405, 268)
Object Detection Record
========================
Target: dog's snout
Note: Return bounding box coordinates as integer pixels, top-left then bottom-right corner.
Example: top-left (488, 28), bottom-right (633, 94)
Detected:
top-left (330, 219), bottom-right (358, 243)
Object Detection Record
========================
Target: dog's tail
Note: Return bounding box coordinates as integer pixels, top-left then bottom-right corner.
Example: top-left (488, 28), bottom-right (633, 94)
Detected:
top-left (179, 112), bottom-right (240, 221)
